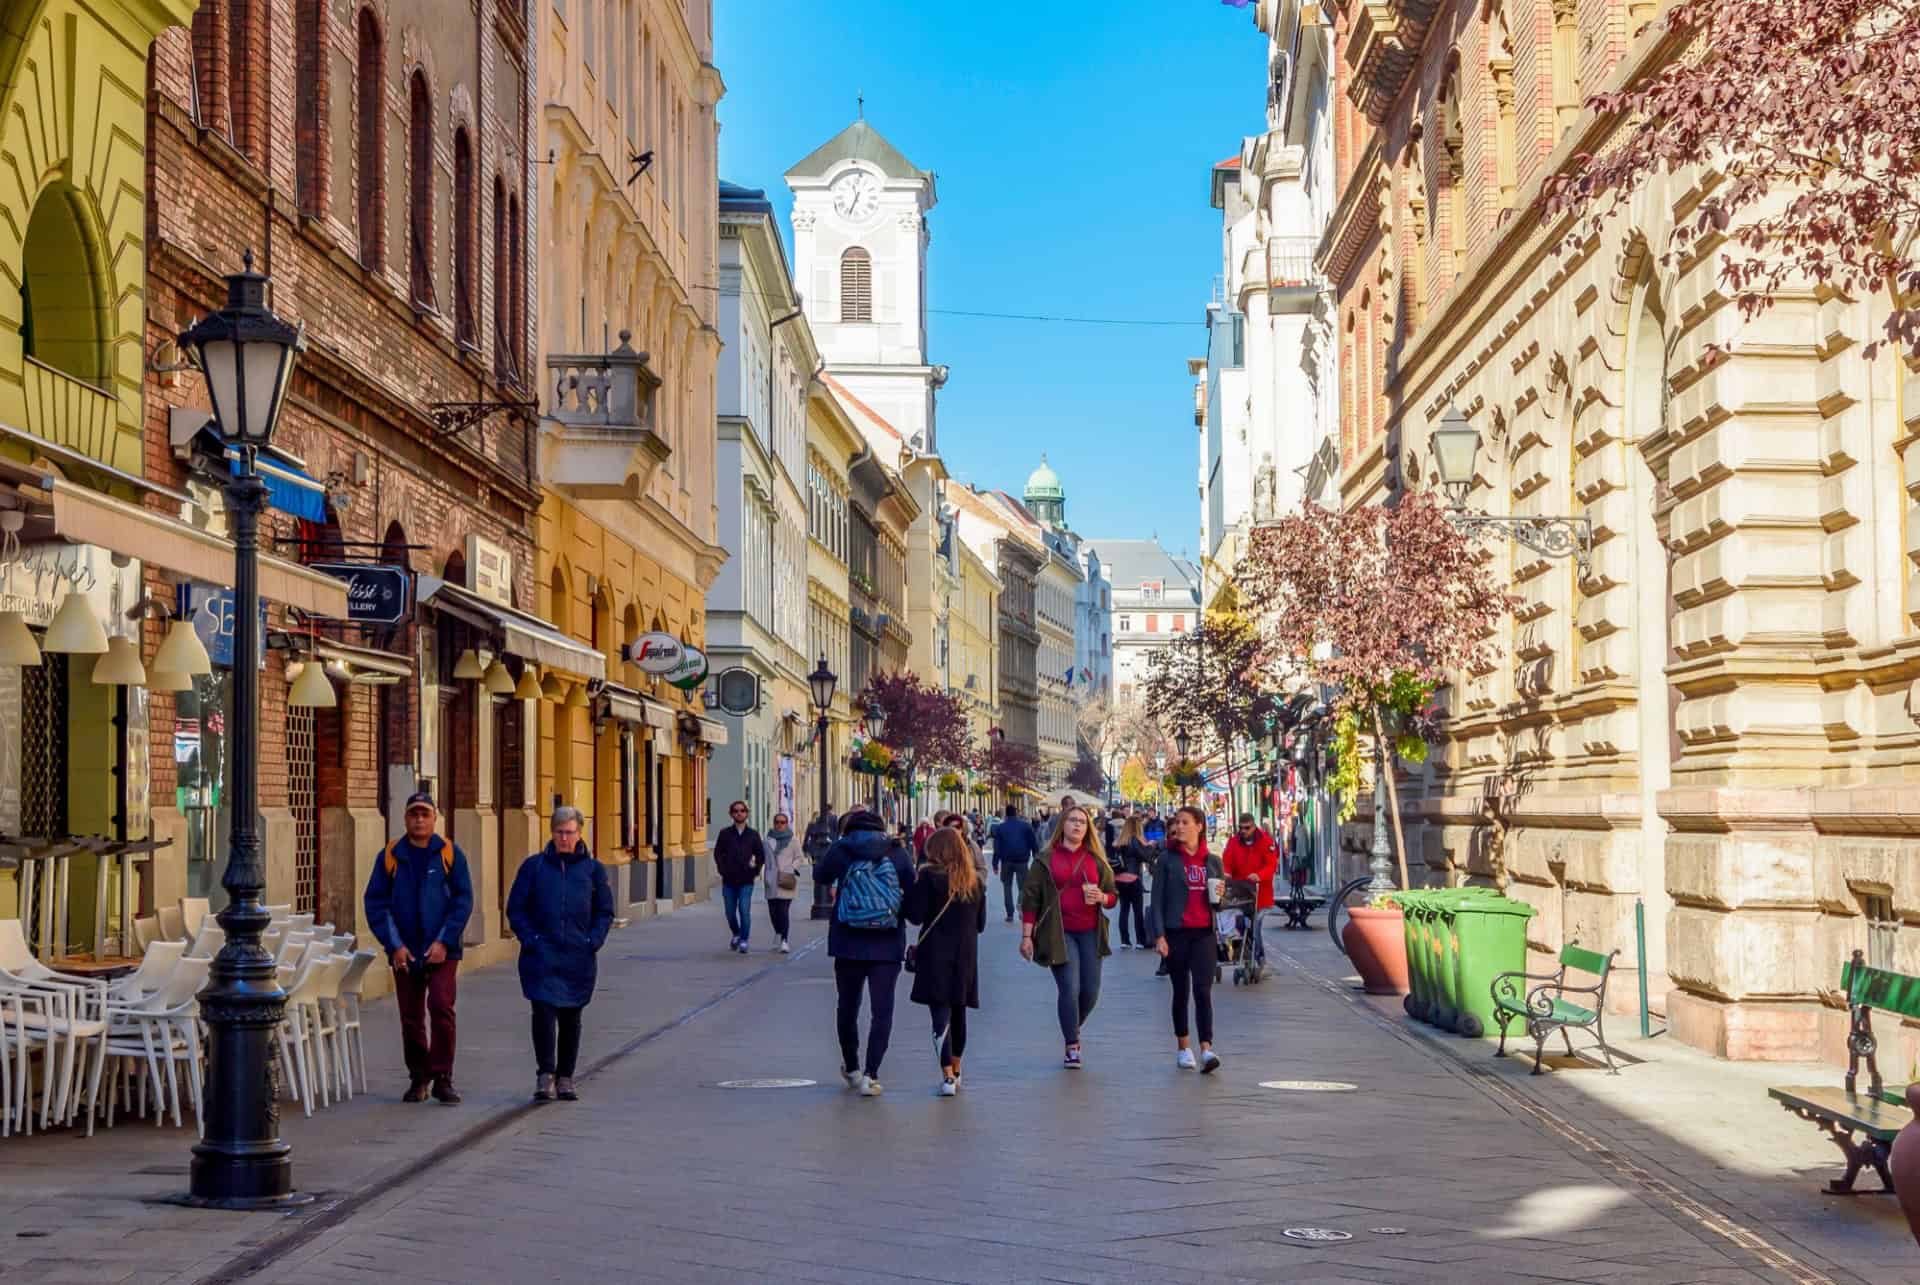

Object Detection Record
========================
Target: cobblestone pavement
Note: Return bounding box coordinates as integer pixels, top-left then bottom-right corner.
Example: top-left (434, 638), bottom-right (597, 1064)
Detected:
top-left (223, 900), bottom-right (1906, 1285)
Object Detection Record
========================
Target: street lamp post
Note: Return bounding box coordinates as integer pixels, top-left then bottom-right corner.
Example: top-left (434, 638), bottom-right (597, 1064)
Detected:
top-left (1432, 405), bottom-right (1593, 576)
top-left (179, 253), bottom-right (306, 1208)
top-left (1174, 728), bottom-right (1192, 806)
top-left (1154, 751), bottom-right (1167, 807)
top-left (1367, 752), bottom-right (1396, 901)
top-left (864, 700), bottom-right (887, 814)
top-left (806, 656), bottom-right (837, 921)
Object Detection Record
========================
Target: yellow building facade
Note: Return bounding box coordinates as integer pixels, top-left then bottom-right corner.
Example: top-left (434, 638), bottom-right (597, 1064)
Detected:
top-left (534, 0), bottom-right (728, 912)
top-left (805, 385), bottom-right (861, 817)
top-left (953, 535), bottom-right (1002, 800)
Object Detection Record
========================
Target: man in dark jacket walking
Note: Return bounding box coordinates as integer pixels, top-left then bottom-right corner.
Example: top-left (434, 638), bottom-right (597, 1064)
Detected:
top-left (713, 800), bottom-right (766, 954)
top-left (814, 810), bottom-right (915, 1095)
top-left (989, 803), bottom-right (1039, 924)
top-left (363, 791), bottom-right (474, 1103)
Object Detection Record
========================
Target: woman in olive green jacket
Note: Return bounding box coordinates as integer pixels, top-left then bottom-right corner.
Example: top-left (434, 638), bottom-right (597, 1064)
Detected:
top-left (1019, 805), bottom-right (1118, 1068)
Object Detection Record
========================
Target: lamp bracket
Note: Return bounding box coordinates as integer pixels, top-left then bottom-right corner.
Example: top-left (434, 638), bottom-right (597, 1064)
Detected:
top-left (1447, 511), bottom-right (1594, 577)
top-left (428, 398), bottom-right (539, 438)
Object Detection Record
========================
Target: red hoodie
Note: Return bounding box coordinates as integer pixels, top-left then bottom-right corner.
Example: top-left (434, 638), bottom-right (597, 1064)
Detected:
top-left (1223, 827), bottom-right (1280, 910)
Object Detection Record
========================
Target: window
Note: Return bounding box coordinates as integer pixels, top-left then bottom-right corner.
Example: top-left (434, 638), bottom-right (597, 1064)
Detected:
top-left (295, 0), bottom-right (328, 217)
top-left (356, 10), bottom-right (386, 270)
top-left (21, 184), bottom-right (108, 387)
top-left (1117, 615), bottom-right (1130, 632)
top-left (493, 173), bottom-right (513, 381)
top-left (408, 70), bottom-right (436, 310)
top-left (1172, 615), bottom-right (1186, 632)
top-left (840, 248), bottom-right (873, 322)
top-left (508, 191), bottom-right (525, 381)
top-left (1146, 615), bottom-right (1159, 633)
top-left (453, 128), bottom-right (475, 346)
top-left (1865, 892), bottom-right (1899, 971)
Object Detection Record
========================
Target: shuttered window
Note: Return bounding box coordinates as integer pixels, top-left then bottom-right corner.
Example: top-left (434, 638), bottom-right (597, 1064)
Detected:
top-left (840, 247), bottom-right (873, 323)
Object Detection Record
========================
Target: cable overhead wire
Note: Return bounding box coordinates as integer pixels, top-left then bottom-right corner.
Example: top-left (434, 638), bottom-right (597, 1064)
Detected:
top-left (690, 282), bottom-right (1194, 328)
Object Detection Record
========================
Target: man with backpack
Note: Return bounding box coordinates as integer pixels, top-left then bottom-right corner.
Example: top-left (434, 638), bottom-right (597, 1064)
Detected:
top-left (813, 809), bottom-right (916, 1096)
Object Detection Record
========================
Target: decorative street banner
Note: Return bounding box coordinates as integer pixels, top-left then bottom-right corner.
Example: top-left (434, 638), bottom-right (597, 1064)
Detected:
top-left (778, 755), bottom-right (795, 822)
top-left (310, 563), bottom-right (411, 624)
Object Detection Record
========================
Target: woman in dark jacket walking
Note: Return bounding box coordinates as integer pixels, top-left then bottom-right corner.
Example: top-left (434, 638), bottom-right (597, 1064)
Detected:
top-left (1109, 815), bottom-right (1153, 949)
top-left (506, 806), bottom-right (615, 1102)
top-left (1150, 806), bottom-right (1227, 1074)
top-left (813, 810), bottom-right (917, 1096)
top-left (903, 827), bottom-right (987, 1097)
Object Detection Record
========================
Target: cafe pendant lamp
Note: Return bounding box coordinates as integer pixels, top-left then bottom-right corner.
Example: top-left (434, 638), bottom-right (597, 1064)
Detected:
top-left (92, 636), bottom-right (146, 686)
top-left (0, 611), bottom-right (40, 665)
top-left (540, 670), bottom-right (568, 701)
top-left (288, 657), bottom-right (337, 708)
top-left (513, 666), bottom-right (543, 701)
top-left (451, 648), bottom-right (485, 680)
top-left (148, 668), bottom-right (192, 693)
top-left (564, 681), bottom-right (589, 709)
top-left (153, 619), bottom-right (213, 676)
top-left (43, 593), bottom-right (108, 654)
top-left (482, 658), bottom-right (516, 695)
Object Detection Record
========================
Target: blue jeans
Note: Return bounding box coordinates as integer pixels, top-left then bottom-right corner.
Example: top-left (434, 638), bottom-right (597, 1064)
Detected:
top-left (1050, 929), bottom-right (1101, 1045)
top-left (723, 883), bottom-right (755, 943)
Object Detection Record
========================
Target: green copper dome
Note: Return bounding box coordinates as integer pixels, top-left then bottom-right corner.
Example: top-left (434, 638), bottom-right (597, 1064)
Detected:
top-left (1024, 455), bottom-right (1064, 503)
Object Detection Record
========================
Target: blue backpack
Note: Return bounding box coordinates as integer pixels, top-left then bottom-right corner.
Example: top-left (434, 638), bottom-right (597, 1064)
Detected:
top-left (836, 849), bottom-right (903, 929)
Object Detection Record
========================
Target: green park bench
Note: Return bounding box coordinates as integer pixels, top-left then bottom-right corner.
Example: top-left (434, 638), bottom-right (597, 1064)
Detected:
top-left (1768, 949), bottom-right (1919, 1195)
top-left (1490, 942), bottom-right (1621, 1074)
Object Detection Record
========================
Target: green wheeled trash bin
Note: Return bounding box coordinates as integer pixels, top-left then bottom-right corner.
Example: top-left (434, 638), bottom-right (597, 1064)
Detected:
top-left (1429, 888), bottom-right (1503, 1032)
top-left (1451, 897), bottom-right (1538, 1039)
top-left (1399, 891), bottom-right (1433, 1022)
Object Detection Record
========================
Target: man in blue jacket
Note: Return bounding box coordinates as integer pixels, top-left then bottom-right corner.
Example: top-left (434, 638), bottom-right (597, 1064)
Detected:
top-left (989, 803), bottom-right (1040, 924)
top-left (363, 790), bottom-right (474, 1103)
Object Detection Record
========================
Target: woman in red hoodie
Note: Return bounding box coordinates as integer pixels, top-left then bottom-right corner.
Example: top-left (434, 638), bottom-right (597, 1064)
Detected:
top-left (1019, 804), bottom-right (1117, 1068)
top-left (1150, 806), bottom-right (1227, 1073)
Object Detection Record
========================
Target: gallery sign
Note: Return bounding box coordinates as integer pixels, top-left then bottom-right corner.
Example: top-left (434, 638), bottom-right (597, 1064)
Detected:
top-left (310, 563), bottom-right (411, 625)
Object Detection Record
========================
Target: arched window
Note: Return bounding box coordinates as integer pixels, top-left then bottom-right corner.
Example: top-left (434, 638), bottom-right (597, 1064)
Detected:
top-left (356, 10), bottom-right (386, 270)
top-left (408, 70), bottom-right (435, 310)
top-left (508, 191), bottom-right (525, 383)
top-left (453, 127), bottom-right (475, 346)
top-left (20, 184), bottom-right (108, 387)
top-left (840, 247), bottom-right (872, 323)
top-left (493, 173), bottom-right (511, 381)
top-left (295, 0), bottom-right (328, 217)
top-left (1439, 75), bottom-right (1467, 283)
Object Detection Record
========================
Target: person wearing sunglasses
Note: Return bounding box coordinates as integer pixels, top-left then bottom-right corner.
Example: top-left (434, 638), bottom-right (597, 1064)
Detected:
top-left (713, 800), bottom-right (766, 954)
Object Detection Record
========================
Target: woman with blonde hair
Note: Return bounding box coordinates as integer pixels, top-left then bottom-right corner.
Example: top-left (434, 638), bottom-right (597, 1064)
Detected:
top-left (1020, 803), bottom-right (1118, 1068)
top-left (904, 827), bottom-right (987, 1096)
top-left (1110, 814), bottom-right (1154, 949)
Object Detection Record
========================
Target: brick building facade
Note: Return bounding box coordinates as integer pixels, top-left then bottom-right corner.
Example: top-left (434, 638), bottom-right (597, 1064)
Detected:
top-left (144, 0), bottom-right (541, 967)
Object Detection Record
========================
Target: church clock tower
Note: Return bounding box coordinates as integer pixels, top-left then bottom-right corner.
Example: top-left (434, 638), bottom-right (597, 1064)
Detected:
top-left (786, 117), bottom-right (944, 453)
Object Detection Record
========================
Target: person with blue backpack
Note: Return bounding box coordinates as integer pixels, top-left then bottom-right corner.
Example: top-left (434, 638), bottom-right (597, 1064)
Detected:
top-left (813, 808), bottom-right (916, 1096)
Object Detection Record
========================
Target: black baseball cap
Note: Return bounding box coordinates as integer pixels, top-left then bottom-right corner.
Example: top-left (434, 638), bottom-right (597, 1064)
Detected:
top-left (405, 790), bottom-right (437, 814)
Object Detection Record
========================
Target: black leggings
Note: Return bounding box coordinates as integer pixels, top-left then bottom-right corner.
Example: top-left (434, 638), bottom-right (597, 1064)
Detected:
top-left (1114, 882), bottom-right (1146, 945)
top-left (928, 1003), bottom-right (968, 1066)
top-left (531, 1001), bottom-right (583, 1076)
top-left (1164, 927), bottom-right (1215, 1045)
top-left (767, 896), bottom-right (792, 941)
top-left (834, 958), bottom-right (901, 1077)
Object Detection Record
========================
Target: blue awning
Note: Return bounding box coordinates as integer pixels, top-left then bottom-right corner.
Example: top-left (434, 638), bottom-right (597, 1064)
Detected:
top-left (226, 449), bottom-right (329, 523)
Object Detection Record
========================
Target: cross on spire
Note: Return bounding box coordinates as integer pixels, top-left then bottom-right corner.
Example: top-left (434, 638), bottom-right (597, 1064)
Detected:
top-left (857, 89), bottom-right (865, 120)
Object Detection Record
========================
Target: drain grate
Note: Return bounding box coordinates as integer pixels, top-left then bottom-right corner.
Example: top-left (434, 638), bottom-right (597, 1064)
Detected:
top-left (1281, 1227), bottom-right (1353, 1242)
top-left (1260, 1079), bottom-right (1358, 1092)
top-left (716, 1078), bottom-right (817, 1089)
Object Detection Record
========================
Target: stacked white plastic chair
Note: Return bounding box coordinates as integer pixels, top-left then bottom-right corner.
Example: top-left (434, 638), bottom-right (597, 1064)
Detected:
top-left (96, 955), bottom-right (210, 1133)
top-left (0, 917), bottom-right (107, 1130)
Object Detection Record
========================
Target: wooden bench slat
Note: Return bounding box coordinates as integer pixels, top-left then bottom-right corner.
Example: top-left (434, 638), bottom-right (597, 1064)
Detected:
top-left (1843, 960), bottom-right (1920, 1022)
top-left (1768, 1085), bottom-right (1913, 1142)
top-left (1560, 943), bottom-right (1609, 976)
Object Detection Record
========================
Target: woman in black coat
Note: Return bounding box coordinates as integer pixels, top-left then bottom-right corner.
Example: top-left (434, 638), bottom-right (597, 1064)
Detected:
top-left (902, 827), bottom-right (987, 1097)
top-left (1109, 815), bottom-right (1154, 949)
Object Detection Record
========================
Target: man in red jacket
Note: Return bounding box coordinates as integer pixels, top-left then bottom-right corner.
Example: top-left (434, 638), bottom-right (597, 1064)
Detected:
top-left (1222, 813), bottom-right (1280, 907)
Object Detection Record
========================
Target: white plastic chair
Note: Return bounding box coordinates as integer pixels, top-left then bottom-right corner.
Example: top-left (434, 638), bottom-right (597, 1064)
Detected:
top-left (263, 903), bottom-right (293, 919)
top-left (333, 951), bottom-right (378, 1094)
top-left (0, 919), bottom-right (106, 1125)
top-left (305, 955), bottom-right (352, 1107)
top-left (186, 923), bottom-right (225, 960)
top-left (179, 897), bottom-right (211, 943)
top-left (156, 905), bottom-right (186, 942)
top-left (285, 913), bottom-right (314, 933)
top-left (105, 941), bottom-right (186, 1006)
top-left (274, 948), bottom-right (336, 1115)
top-left (97, 955), bottom-right (210, 1132)
top-left (131, 916), bottom-right (162, 952)
top-left (273, 932), bottom-right (313, 968)
top-left (328, 933), bottom-right (357, 954)
top-left (0, 982), bottom-right (53, 1137)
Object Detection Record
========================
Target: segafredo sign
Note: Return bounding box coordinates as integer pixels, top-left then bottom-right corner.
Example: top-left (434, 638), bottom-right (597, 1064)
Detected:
top-left (665, 645), bottom-right (709, 691)
top-left (630, 631), bottom-right (685, 675)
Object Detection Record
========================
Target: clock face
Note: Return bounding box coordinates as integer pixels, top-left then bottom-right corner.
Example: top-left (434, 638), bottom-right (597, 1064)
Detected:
top-left (831, 170), bottom-right (880, 221)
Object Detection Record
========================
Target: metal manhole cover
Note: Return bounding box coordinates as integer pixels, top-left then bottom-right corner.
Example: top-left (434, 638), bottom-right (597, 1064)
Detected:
top-left (1369, 1227), bottom-right (1407, 1235)
top-left (716, 1077), bottom-right (817, 1089)
top-left (1260, 1079), bottom-right (1358, 1092)
top-left (1282, 1227), bottom-right (1353, 1242)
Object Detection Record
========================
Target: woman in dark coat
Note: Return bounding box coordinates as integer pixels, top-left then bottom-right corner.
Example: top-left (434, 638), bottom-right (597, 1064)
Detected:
top-left (506, 806), bottom-right (614, 1102)
top-left (903, 827), bottom-right (987, 1097)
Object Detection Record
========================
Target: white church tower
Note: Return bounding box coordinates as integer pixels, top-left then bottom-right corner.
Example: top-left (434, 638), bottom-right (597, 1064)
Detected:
top-left (786, 116), bottom-right (944, 452)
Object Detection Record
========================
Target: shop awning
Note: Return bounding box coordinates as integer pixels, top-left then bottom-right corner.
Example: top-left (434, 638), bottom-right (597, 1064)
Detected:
top-left (600, 682), bottom-right (678, 733)
top-left (415, 575), bottom-right (603, 680)
top-left (20, 474), bottom-right (350, 618)
top-left (695, 715), bottom-right (730, 746)
top-left (314, 638), bottom-right (413, 680)
top-left (226, 448), bottom-right (329, 523)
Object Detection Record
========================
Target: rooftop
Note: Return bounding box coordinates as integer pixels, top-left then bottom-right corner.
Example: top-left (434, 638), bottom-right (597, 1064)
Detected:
top-left (787, 119), bottom-right (931, 183)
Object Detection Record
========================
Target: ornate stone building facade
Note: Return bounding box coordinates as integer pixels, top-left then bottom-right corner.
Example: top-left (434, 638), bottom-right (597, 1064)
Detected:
top-left (1325, 0), bottom-right (1917, 1063)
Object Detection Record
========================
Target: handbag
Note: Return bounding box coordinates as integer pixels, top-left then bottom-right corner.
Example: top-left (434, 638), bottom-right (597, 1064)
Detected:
top-left (904, 887), bottom-right (955, 974)
top-left (777, 867), bottom-right (798, 892)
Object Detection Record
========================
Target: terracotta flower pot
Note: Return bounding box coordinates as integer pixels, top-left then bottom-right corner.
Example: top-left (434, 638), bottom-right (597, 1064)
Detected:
top-left (1344, 904), bottom-right (1410, 996)
top-left (1893, 1084), bottom-right (1920, 1246)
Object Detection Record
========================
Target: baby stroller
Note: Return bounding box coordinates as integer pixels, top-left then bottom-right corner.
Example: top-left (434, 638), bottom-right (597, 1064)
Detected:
top-left (1215, 878), bottom-right (1265, 985)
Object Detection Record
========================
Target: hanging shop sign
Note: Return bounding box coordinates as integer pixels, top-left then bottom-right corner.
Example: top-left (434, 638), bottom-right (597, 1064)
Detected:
top-left (466, 534), bottom-right (513, 606)
top-left (310, 563), bottom-right (411, 625)
top-left (178, 583), bottom-right (266, 670)
top-left (629, 631), bottom-right (686, 675)
top-left (0, 542), bottom-right (141, 627)
top-left (714, 666), bottom-right (760, 715)
top-left (665, 645), bottom-right (708, 691)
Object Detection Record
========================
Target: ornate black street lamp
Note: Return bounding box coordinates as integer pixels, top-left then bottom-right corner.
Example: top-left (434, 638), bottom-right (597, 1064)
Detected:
top-left (806, 656), bottom-right (838, 920)
top-left (863, 700), bottom-right (887, 812)
top-left (1174, 728), bottom-right (1192, 805)
top-left (178, 252), bottom-right (305, 1208)
top-left (1432, 405), bottom-right (1593, 576)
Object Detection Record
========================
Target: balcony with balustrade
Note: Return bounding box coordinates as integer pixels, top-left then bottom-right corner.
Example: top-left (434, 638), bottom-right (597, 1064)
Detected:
top-left (542, 330), bottom-right (669, 500)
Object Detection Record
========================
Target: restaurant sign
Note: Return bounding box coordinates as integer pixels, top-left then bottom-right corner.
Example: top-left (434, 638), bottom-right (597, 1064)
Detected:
top-left (310, 563), bottom-right (411, 625)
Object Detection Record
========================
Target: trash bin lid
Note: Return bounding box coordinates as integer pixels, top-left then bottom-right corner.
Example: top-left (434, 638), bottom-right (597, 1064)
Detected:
top-left (1453, 899), bottom-right (1537, 918)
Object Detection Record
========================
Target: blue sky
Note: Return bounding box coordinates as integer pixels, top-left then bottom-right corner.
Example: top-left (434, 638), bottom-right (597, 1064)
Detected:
top-left (714, 0), bottom-right (1267, 552)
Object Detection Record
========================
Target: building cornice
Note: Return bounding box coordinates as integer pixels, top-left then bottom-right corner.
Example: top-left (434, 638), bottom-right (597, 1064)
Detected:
top-left (1334, 0), bottom-right (1445, 125)
top-left (1315, 138), bottom-right (1383, 285)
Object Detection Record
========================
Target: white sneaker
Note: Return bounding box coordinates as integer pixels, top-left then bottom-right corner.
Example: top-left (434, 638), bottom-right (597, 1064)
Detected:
top-left (939, 1077), bottom-right (957, 1097)
top-left (842, 1069), bottom-right (865, 1091)
top-left (1200, 1050), bottom-right (1222, 1075)
top-left (1176, 1048), bottom-right (1197, 1070)
top-left (860, 1077), bottom-right (884, 1097)
top-left (729, 936), bottom-right (739, 951)
top-left (778, 939), bottom-right (791, 954)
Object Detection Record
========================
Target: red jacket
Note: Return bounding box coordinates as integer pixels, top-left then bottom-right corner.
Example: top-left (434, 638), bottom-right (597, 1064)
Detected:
top-left (1222, 828), bottom-right (1280, 910)
top-left (913, 821), bottom-right (935, 857)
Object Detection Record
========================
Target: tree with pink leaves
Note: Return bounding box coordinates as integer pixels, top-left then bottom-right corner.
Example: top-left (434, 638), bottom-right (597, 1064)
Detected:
top-left (858, 671), bottom-right (970, 813)
top-left (1546, 0), bottom-right (1920, 358)
top-left (1235, 494), bottom-right (1515, 887)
